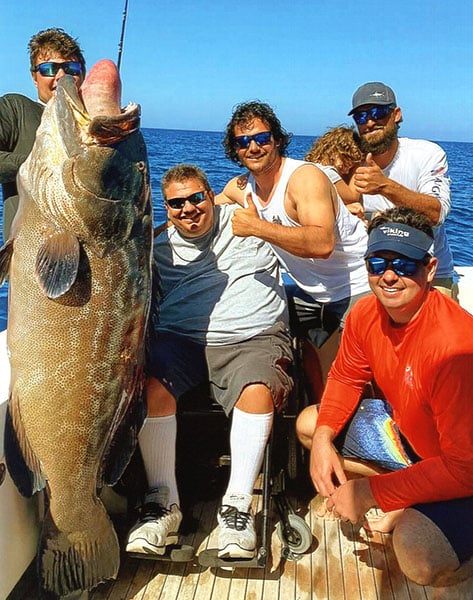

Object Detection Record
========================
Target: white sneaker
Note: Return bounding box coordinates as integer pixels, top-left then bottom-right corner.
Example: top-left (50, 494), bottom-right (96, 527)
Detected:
top-left (217, 493), bottom-right (256, 559)
top-left (126, 486), bottom-right (182, 555)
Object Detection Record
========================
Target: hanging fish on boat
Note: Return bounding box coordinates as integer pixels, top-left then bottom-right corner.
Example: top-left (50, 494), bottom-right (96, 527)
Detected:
top-left (0, 59), bottom-right (153, 597)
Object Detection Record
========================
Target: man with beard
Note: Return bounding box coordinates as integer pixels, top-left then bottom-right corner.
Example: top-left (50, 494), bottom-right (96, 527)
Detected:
top-left (349, 82), bottom-right (457, 298)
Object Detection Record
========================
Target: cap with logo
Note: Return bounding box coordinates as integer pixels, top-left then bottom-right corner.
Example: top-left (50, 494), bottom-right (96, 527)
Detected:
top-left (349, 82), bottom-right (397, 115)
top-left (365, 223), bottom-right (434, 260)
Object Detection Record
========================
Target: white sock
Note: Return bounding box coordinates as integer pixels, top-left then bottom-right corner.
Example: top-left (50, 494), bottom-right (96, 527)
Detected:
top-left (225, 407), bottom-right (274, 500)
top-left (138, 415), bottom-right (180, 507)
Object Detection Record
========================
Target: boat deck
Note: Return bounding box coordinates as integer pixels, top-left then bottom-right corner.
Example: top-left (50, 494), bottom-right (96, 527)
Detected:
top-left (10, 484), bottom-right (433, 600)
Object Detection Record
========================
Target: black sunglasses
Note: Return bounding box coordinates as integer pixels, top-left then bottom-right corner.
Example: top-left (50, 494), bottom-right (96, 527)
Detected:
top-left (33, 61), bottom-right (82, 77)
top-left (165, 191), bottom-right (207, 210)
top-left (234, 131), bottom-right (272, 149)
top-left (365, 256), bottom-right (425, 277)
top-left (352, 105), bottom-right (394, 125)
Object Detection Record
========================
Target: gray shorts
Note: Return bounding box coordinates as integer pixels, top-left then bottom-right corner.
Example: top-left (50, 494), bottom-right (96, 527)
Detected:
top-left (147, 321), bottom-right (294, 415)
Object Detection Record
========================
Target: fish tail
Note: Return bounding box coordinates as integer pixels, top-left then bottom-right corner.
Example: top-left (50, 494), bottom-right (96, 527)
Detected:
top-left (40, 502), bottom-right (119, 596)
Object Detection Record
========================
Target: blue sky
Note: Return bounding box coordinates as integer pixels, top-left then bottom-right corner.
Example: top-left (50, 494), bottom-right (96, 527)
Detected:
top-left (1, 0), bottom-right (472, 142)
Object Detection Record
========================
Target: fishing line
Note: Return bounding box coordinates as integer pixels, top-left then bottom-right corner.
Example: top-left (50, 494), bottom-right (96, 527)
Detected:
top-left (117, 0), bottom-right (129, 72)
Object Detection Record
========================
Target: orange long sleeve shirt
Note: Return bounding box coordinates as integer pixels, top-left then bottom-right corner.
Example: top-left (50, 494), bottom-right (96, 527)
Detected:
top-left (317, 289), bottom-right (473, 512)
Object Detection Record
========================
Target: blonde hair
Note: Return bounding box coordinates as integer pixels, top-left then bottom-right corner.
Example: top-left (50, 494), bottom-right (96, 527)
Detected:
top-left (305, 126), bottom-right (363, 175)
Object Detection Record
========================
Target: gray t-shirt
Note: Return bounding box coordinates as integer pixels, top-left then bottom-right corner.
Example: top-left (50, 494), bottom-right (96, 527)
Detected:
top-left (154, 204), bottom-right (288, 345)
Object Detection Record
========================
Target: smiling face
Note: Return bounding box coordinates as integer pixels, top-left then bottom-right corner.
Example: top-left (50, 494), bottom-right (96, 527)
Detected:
top-left (164, 177), bottom-right (214, 238)
top-left (355, 104), bottom-right (402, 155)
top-left (367, 251), bottom-right (438, 323)
top-left (32, 51), bottom-right (84, 103)
top-left (233, 117), bottom-right (282, 176)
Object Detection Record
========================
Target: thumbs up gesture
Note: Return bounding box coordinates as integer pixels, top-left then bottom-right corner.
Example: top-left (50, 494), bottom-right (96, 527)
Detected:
top-left (353, 152), bottom-right (386, 195)
top-left (232, 192), bottom-right (261, 237)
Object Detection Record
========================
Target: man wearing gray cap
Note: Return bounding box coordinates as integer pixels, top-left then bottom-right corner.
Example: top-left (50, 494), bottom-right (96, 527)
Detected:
top-left (296, 206), bottom-right (473, 598)
top-left (348, 82), bottom-right (457, 300)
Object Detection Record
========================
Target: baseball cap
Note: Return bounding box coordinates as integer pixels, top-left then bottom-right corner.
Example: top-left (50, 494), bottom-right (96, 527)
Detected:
top-left (349, 82), bottom-right (397, 115)
top-left (365, 223), bottom-right (434, 260)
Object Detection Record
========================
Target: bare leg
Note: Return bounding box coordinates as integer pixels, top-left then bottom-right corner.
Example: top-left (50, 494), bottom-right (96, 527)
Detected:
top-left (393, 508), bottom-right (473, 597)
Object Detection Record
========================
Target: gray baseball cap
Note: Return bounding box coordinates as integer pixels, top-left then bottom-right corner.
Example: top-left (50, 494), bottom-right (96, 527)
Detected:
top-left (349, 82), bottom-right (397, 115)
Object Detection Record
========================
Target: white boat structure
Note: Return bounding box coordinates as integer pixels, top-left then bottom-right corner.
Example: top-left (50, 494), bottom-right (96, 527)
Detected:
top-left (1, 267), bottom-right (473, 600)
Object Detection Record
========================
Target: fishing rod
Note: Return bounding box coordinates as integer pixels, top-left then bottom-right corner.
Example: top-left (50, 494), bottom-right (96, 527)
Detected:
top-left (117, 0), bottom-right (129, 72)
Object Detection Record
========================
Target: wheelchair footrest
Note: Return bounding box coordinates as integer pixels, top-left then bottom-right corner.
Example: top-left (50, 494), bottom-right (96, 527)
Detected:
top-left (198, 547), bottom-right (268, 569)
top-left (128, 544), bottom-right (195, 562)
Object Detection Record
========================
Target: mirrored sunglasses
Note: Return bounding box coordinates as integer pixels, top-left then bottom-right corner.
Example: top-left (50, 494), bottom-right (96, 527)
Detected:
top-left (33, 61), bottom-right (82, 77)
top-left (352, 104), bottom-right (394, 125)
top-left (365, 256), bottom-right (422, 277)
top-left (234, 131), bottom-right (272, 149)
top-left (165, 191), bottom-right (207, 210)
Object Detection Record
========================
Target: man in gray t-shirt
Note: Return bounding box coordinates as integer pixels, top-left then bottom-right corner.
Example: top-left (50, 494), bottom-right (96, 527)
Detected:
top-left (126, 164), bottom-right (293, 562)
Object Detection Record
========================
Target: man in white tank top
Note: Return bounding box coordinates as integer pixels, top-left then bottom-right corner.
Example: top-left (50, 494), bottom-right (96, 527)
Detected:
top-left (348, 82), bottom-right (457, 299)
top-left (217, 101), bottom-right (370, 370)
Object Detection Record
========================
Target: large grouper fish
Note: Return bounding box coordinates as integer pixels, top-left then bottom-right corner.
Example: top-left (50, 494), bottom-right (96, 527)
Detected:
top-left (0, 59), bottom-right (153, 596)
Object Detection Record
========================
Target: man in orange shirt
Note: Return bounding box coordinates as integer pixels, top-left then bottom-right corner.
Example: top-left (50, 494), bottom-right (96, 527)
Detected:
top-left (297, 206), bottom-right (473, 598)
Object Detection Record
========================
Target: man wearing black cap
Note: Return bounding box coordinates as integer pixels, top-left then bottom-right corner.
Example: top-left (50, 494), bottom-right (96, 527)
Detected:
top-left (348, 82), bottom-right (457, 300)
top-left (296, 206), bottom-right (473, 597)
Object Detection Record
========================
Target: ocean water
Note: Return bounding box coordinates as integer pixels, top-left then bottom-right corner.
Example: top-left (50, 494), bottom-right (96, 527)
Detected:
top-left (1, 129), bottom-right (472, 330)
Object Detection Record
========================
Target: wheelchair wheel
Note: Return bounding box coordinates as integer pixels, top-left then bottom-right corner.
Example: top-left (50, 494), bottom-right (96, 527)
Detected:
top-left (276, 514), bottom-right (312, 554)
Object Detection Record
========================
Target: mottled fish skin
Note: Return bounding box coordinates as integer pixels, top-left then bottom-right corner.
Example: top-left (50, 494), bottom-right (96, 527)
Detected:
top-left (3, 60), bottom-right (152, 596)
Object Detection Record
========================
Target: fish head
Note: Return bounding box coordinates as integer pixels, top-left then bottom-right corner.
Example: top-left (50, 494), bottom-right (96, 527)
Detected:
top-left (19, 59), bottom-right (151, 257)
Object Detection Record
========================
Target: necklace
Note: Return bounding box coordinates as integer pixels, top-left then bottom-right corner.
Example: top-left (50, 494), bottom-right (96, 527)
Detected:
top-left (168, 222), bottom-right (216, 263)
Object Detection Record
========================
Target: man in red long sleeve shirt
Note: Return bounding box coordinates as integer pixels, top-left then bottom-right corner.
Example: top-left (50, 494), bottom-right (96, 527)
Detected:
top-left (297, 206), bottom-right (473, 598)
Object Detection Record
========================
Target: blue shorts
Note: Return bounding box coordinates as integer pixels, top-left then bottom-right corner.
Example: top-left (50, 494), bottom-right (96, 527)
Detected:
top-left (334, 398), bottom-right (473, 563)
top-left (283, 273), bottom-right (366, 347)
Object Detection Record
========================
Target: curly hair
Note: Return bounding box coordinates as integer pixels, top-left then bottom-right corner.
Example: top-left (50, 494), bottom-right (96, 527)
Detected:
top-left (368, 206), bottom-right (434, 240)
top-left (305, 125), bottom-right (363, 175)
top-left (161, 164), bottom-right (211, 196)
top-left (222, 101), bottom-right (292, 165)
top-left (28, 28), bottom-right (86, 75)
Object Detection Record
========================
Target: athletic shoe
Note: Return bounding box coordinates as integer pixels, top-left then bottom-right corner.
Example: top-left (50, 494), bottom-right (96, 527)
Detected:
top-left (217, 493), bottom-right (256, 559)
top-left (126, 486), bottom-right (182, 555)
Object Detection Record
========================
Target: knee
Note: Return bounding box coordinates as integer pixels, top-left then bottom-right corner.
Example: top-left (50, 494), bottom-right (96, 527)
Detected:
top-left (295, 405), bottom-right (318, 449)
top-left (146, 377), bottom-right (176, 416)
top-left (393, 509), bottom-right (460, 587)
top-left (235, 384), bottom-right (274, 414)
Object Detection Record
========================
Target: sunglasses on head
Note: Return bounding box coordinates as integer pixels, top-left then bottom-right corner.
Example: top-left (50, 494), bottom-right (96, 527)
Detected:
top-left (234, 131), bottom-right (272, 150)
top-left (165, 191), bottom-right (207, 210)
top-left (365, 256), bottom-right (427, 277)
top-left (33, 61), bottom-right (82, 77)
top-left (352, 104), bottom-right (394, 125)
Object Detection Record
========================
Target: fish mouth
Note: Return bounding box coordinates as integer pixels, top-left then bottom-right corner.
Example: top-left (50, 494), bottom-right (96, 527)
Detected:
top-left (55, 75), bottom-right (141, 150)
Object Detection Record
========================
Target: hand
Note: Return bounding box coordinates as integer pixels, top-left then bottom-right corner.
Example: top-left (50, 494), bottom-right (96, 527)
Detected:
top-left (309, 428), bottom-right (347, 498)
top-left (346, 201), bottom-right (367, 224)
top-left (325, 478), bottom-right (375, 524)
top-left (353, 153), bottom-right (388, 195)
top-left (231, 192), bottom-right (261, 238)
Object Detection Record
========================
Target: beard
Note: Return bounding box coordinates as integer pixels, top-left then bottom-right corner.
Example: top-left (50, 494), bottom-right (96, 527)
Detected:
top-left (359, 121), bottom-right (400, 155)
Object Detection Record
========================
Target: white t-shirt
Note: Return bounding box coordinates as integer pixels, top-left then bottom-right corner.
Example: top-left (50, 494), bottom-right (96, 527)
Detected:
top-left (362, 137), bottom-right (453, 277)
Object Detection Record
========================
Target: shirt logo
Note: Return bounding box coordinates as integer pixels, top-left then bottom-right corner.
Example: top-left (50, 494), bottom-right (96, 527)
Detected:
top-left (272, 215), bottom-right (282, 225)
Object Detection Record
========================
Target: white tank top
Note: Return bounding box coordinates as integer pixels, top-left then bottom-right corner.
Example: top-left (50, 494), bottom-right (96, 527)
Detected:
top-left (246, 158), bottom-right (370, 303)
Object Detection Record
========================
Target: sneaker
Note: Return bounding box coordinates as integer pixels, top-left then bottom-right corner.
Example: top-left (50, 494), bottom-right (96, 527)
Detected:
top-left (126, 486), bottom-right (182, 555)
top-left (217, 493), bottom-right (256, 559)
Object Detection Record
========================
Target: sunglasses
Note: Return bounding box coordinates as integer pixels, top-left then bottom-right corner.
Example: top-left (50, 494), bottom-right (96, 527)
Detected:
top-left (165, 190), bottom-right (207, 210)
top-left (234, 131), bottom-right (272, 149)
top-left (352, 105), bottom-right (394, 125)
top-left (33, 61), bottom-right (82, 77)
top-left (365, 256), bottom-right (424, 277)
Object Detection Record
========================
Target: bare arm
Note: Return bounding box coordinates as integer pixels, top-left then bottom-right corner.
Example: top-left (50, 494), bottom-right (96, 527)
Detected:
top-left (354, 153), bottom-right (442, 225)
top-left (230, 165), bottom-right (337, 258)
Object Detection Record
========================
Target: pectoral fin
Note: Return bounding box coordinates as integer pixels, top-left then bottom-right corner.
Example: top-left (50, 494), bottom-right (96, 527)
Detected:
top-left (35, 232), bottom-right (80, 298)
